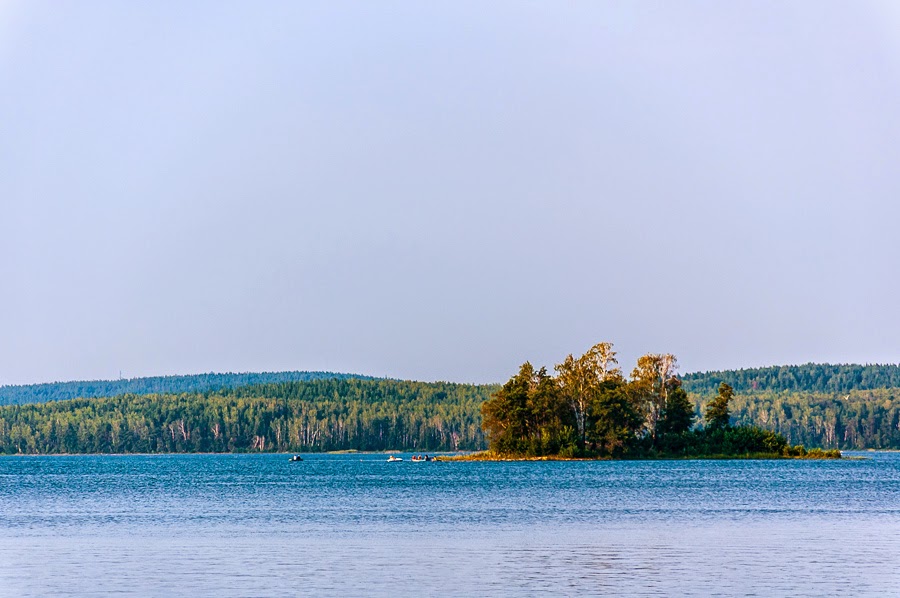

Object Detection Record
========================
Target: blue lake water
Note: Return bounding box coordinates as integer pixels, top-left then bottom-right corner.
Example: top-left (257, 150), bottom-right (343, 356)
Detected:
top-left (1, 452), bottom-right (898, 596)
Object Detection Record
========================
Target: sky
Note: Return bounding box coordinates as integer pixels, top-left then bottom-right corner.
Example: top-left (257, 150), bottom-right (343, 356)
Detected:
top-left (2, 1), bottom-right (900, 386)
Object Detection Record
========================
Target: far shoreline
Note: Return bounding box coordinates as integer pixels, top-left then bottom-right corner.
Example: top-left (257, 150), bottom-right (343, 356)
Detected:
top-left (437, 450), bottom-right (846, 462)
top-left (0, 450), bottom-right (853, 460)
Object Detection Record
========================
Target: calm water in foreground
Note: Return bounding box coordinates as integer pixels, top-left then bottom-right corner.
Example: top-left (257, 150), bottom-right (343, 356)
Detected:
top-left (0, 452), bottom-right (898, 597)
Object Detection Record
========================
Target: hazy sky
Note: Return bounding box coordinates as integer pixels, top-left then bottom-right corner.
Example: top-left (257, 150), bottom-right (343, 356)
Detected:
top-left (2, 1), bottom-right (900, 386)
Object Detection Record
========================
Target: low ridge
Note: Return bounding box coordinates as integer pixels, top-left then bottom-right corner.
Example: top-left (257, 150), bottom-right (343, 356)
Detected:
top-left (0, 370), bottom-right (377, 406)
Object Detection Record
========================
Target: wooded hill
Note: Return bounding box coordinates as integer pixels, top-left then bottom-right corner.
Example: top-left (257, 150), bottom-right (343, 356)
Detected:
top-left (0, 363), bottom-right (898, 453)
top-left (0, 378), bottom-right (491, 454)
top-left (727, 389), bottom-right (898, 449)
top-left (682, 363), bottom-right (900, 394)
top-left (0, 371), bottom-right (371, 406)
top-left (684, 364), bottom-right (900, 449)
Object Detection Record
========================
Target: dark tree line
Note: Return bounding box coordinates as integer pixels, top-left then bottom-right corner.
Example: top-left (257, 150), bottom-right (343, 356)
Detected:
top-left (682, 363), bottom-right (900, 394)
top-left (0, 379), bottom-right (491, 454)
top-left (0, 371), bottom-right (371, 406)
top-left (481, 343), bottom-right (837, 458)
top-left (1, 361), bottom-right (897, 455)
top-left (725, 389), bottom-right (900, 449)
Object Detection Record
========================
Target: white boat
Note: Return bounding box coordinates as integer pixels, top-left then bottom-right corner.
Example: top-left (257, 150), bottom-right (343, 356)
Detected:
top-left (387, 455), bottom-right (403, 462)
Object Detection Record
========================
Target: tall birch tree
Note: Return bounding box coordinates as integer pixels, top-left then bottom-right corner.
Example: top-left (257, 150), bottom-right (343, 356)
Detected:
top-left (555, 342), bottom-right (622, 450)
top-left (630, 353), bottom-right (678, 439)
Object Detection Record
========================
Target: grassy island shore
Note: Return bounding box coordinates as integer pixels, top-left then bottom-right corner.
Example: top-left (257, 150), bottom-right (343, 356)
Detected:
top-left (440, 448), bottom-right (842, 462)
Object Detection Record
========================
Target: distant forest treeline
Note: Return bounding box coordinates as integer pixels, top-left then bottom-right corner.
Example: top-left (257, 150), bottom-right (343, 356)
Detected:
top-left (0, 379), bottom-right (492, 455)
top-left (1, 365), bottom-right (899, 453)
top-left (727, 389), bottom-right (899, 449)
top-left (682, 363), bottom-right (900, 394)
top-left (6, 363), bottom-right (897, 406)
top-left (0, 371), bottom-right (371, 406)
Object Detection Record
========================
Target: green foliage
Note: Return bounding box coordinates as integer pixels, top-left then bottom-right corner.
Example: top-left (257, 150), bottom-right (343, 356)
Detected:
top-left (0, 371), bottom-right (373, 406)
top-left (657, 383), bottom-right (695, 437)
top-left (779, 445), bottom-right (842, 458)
top-left (0, 379), bottom-right (493, 454)
top-left (5, 360), bottom-right (897, 454)
top-left (650, 425), bottom-right (788, 458)
top-left (705, 383), bottom-right (733, 430)
top-left (782, 445), bottom-right (807, 457)
top-left (555, 342), bottom-right (623, 450)
top-left (482, 343), bottom-right (828, 459)
top-left (803, 448), bottom-right (843, 459)
top-left (588, 380), bottom-right (642, 457)
top-left (629, 353), bottom-right (678, 439)
top-left (682, 363), bottom-right (900, 394)
top-left (724, 388), bottom-right (900, 449)
top-left (481, 363), bottom-right (577, 456)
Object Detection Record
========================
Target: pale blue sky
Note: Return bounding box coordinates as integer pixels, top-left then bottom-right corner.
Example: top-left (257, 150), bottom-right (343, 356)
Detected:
top-left (2, 1), bottom-right (899, 385)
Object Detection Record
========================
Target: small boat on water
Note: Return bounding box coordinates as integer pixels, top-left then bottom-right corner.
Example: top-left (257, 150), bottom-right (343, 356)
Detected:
top-left (410, 455), bottom-right (435, 462)
top-left (289, 455), bottom-right (303, 462)
top-left (387, 455), bottom-right (403, 462)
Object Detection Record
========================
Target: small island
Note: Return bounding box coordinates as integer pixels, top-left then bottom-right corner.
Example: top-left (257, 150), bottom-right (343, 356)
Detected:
top-left (469, 342), bottom-right (841, 460)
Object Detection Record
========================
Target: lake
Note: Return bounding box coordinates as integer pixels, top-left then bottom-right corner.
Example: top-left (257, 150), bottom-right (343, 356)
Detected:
top-left (1, 452), bottom-right (898, 596)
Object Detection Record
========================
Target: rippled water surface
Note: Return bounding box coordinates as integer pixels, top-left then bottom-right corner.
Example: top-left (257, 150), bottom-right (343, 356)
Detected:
top-left (1, 452), bottom-right (898, 596)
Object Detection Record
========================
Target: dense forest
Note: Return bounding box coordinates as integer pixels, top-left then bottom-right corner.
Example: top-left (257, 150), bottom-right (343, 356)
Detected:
top-left (8, 362), bottom-right (899, 406)
top-left (682, 365), bottom-right (900, 449)
top-left (682, 363), bottom-right (900, 394)
top-left (1, 363), bottom-right (899, 454)
top-left (0, 379), bottom-right (491, 454)
top-left (0, 371), bottom-right (371, 406)
top-left (727, 388), bottom-right (899, 449)
top-left (478, 343), bottom-right (836, 459)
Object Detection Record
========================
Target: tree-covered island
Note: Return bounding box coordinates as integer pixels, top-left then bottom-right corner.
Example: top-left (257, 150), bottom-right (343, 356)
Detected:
top-left (476, 342), bottom-right (841, 460)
